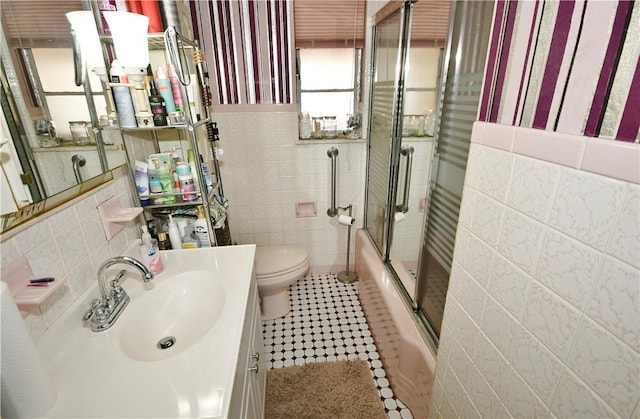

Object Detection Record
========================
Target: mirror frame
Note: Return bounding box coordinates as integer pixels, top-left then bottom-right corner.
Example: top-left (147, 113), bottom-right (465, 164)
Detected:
top-left (0, 165), bottom-right (119, 235)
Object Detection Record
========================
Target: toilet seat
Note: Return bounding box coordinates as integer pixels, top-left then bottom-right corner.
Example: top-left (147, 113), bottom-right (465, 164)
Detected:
top-left (255, 246), bottom-right (309, 278)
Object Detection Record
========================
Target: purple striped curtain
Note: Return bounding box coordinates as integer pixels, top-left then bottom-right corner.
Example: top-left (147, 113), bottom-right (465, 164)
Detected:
top-left (190, 0), bottom-right (295, 105)
top-left (480, 0), bottom-right (639, 142)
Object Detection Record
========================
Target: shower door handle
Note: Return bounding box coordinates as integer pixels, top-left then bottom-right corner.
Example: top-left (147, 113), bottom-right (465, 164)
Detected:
top-left (396, 145), bottom-right (414, 213)
top-left (429, 152), bottom-right (440, 192)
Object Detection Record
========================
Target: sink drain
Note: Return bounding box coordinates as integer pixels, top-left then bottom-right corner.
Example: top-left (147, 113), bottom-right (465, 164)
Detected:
top-left (157, 336), bottom-right (176, 350)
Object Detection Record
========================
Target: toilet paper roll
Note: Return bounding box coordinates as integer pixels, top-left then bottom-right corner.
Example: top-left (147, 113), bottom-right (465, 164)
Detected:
top-left (394, 212), bottom-right (406, 223)
top-left (338, 215), bottom-right (355, 225)
top-left (1, 282), bottom-right (57, 418)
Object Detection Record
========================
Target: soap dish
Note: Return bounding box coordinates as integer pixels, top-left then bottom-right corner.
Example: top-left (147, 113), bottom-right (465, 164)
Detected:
top-left (97, 195), bottom-right (143, 240)
top-left (1, 256), bottom-right (67, 309)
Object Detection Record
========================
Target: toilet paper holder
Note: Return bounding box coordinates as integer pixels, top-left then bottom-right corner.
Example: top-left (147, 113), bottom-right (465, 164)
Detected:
top-left (335, 204), bottom-right (357, 284)
top-left (327, 147), bottom-right (358, 283)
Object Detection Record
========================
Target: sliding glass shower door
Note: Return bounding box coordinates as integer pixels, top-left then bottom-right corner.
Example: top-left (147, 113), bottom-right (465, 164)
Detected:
top-left (364, 0), bottom-right (495, 346)
top-left (364, 2), bottom-right (412, 259)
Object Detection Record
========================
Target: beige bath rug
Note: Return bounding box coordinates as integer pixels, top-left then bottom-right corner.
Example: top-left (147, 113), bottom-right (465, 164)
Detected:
top-left (265, 359), bottom-right (386, 419)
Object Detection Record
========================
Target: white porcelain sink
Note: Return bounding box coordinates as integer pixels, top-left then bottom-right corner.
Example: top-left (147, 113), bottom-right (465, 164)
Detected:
top-left (119, 270), bottom-right (226, 361)
top-left (37, 244), bottom-right (256, 418)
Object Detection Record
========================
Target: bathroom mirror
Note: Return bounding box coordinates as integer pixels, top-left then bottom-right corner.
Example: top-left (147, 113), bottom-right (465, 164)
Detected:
top-left (0, 1), bottom-right (127, 229)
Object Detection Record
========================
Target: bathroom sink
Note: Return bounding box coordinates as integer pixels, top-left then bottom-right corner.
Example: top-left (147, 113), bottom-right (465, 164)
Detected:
top-left (119, 271), bottom-right (226, 361)
top-left (37, 244), bottom-right (257, 418)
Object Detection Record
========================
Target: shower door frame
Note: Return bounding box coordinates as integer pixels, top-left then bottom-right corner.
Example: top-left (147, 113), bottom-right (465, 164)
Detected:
top-left (363, 0), bottom-right (416, 262)
top-left (364, 0), bottom-right (497, 351)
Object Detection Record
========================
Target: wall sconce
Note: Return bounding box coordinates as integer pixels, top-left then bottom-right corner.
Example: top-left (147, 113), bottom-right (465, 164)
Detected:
top-left (103, 12), bottom-right (150, 84)
top-left (66, 11), bottom-right (107, 85)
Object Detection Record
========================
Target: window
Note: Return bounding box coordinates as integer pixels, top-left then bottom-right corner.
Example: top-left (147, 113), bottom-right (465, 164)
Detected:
top-left (297, 48), bottom-right (362, 132)
top-left (293, 0), bottom-right (366, 133)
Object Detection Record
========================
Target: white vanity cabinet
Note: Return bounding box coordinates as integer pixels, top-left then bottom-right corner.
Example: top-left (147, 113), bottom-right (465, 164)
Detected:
top-left (228, 275), bottom-right (266, 418)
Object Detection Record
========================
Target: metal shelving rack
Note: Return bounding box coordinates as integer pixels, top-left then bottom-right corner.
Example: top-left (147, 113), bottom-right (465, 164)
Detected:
top-left (87, 5), bottom-right (230, 246)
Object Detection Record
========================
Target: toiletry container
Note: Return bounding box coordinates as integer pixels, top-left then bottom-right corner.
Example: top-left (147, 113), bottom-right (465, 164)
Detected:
top-left (157, 231), bottom-right (171, 250)
top-left (140, 226), bottom-right (163, 274)
top-left (167, 215), bottom-right (182, 249)
top-left (155, 65), bottom-right (176, 113)
top-left (181, 225), bottom-right (198, 249)
top-left (194, 205), bottom-right (211, 247)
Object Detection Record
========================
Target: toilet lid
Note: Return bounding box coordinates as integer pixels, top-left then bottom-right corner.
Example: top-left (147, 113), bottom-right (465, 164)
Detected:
top-left (255, 246), bottom-right (309, 276)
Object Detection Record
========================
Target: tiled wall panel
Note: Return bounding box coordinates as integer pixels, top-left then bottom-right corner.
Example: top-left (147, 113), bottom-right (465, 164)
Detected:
top-left (0, 166), bottom-right (141, 342)
top-left (430, 124), bottom-right (640, 418)
top-left (213, 111), bottom-right (366, 270)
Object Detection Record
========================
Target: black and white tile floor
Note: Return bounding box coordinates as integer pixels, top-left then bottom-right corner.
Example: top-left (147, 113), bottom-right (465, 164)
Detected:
top-left (262, 274), bottom-right (413, 419)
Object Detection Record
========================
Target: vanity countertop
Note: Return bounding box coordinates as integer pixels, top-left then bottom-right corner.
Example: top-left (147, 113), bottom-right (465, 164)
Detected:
top-left (38, 244), bottom-right (256, 418)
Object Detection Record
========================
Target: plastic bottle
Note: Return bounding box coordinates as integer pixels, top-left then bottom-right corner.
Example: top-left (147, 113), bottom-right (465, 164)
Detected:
top-left (148, 81), bottom-right (168, 126)
top-left (157, 231), bottom-right (171, 250)
top-left (167, 214), bottom-right (182, 250)
top-left (200, 155), bottom-right (213, 192)
top-left (172, 171), bottom-right (182, 202)
top-left (147, 158), bottom-right (158, 182)
top-left (167, 64), bottom-right (185, 111)
top-left (157, 162), bottom-right (175, 203)
top-left (171, 147), bottom-right (181, 170)
top-left (110, 60), bottom-right (137, 128)
top-left (140, 225), bottom-right (163, 274)
top-left (134, 160), bottom-right (150, 206)
top-left (156, 65), bottom-right (176, 113)
top-left (176, 162), bottom-right (196, 201)
top-left (187, 149), bottom-right (200, 193)
top-left (194, 205), bottom-right (211, 247)
top-left (181, 225), bottom-right (199, 249)
top-left (140, 0), bottom-right (163, 33)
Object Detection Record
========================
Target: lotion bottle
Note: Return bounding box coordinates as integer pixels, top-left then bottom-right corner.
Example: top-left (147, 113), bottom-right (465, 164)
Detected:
top-left (167, 214), bottom-right (182, 250)
top-left (140, 225), bottom-right (163, 274)
top-left (194, 205), bottom-right (211, 247)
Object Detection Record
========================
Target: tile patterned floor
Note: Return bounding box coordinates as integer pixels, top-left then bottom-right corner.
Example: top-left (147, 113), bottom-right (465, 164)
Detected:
top-left (262, 274), bottom-right (413, 419)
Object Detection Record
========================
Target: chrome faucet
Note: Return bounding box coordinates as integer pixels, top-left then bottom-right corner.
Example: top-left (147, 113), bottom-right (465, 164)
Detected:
top-left (82, 256), bottom-right (154, 332)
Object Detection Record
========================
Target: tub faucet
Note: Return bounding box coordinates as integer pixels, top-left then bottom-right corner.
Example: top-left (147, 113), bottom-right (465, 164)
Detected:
top-left (82, 256), bottom-right (154, 332)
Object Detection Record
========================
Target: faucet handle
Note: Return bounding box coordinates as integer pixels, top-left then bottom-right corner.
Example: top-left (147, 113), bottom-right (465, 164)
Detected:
top-left (112, 269), bottom-right (127, 285)
top-left (81, 299), bottom-right (102, 322)
top-left (111, 270), bottom-right (127, 302)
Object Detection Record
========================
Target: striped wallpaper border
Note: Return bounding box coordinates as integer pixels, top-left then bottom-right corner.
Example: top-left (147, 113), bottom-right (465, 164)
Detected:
top-left (481, 0), bottom-right (640, 142)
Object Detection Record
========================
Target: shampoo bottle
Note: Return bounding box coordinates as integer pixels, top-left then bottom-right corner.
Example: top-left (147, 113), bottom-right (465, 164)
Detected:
top-left (194, 205), bottom-right (211, 247)
top-left (140, 225), bottom-right (163, 274)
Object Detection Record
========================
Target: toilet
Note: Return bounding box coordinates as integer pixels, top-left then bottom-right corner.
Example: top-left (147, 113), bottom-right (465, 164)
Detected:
top-left (255, 246), bottom-right (310, 320)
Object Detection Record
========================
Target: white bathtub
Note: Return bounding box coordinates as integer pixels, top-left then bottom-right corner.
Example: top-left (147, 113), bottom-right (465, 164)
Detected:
top-left (355, 229), bottom-right (436, 418)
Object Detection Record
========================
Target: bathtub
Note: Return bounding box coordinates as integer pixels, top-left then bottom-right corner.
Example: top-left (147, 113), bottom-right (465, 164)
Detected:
top-left (355, 229), bottom-right (436, 418)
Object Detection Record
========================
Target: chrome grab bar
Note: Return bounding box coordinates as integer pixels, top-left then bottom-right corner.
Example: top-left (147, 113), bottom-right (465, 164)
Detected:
top-left (72, 154), bottom-right (86, 185)
top-left (396, 145), bottom-right (414, 213)
top-left (327, 147), bottom-right (339, 217)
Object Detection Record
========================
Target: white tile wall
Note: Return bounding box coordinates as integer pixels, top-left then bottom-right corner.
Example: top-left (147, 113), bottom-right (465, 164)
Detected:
top-left (213, 111), bottom-right (367, 270)
top-left (431, 127), bottom-right (640, 418)
top-left (0, 166), bottom-right (141, 342)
